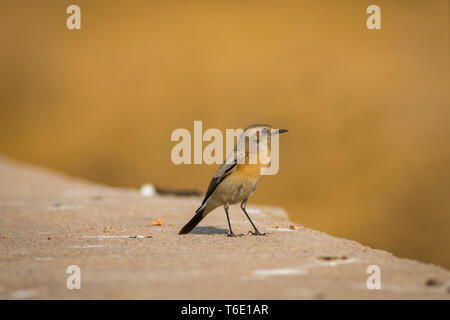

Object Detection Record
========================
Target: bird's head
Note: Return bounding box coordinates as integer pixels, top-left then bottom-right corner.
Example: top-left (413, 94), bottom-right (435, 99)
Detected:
top-left (237, 124), bottom-right (288, 155)
top-left (242, 124), bottom-right (288, 141)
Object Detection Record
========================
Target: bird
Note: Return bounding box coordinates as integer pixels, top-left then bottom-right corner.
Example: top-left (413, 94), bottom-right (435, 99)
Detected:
top-left (178, 124), bottom-right (288, 237)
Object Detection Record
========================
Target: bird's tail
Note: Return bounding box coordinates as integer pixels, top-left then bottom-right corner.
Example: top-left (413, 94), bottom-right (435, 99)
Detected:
top-left (178, 206), bottom-right (206, 235)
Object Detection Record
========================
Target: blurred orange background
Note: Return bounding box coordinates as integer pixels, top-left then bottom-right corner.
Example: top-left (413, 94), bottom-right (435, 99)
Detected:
top-left (0, 1), bottom-right (449, 267)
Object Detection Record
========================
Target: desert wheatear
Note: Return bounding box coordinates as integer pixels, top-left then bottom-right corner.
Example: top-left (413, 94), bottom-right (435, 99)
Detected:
top-left (179, 124), bottom-right (288, 237)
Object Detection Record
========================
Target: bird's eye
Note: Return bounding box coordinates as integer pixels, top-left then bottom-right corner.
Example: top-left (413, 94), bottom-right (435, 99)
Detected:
top-left (261, 128), bottom-right (267, 134)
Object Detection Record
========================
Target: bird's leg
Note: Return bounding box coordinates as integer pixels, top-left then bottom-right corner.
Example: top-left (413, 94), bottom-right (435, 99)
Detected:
top-left (224, 205), bottom-right (243, 237)
top-left (241, 200), bottom-right (267, 236)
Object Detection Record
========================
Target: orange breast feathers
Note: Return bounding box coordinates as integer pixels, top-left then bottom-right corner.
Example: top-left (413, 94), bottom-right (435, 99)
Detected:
top-left (232, 162), bottom-right (264, 181)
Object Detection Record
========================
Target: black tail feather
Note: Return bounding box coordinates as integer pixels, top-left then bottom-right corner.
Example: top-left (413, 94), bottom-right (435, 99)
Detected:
top-left (178, 207), bottom-right (205, 234)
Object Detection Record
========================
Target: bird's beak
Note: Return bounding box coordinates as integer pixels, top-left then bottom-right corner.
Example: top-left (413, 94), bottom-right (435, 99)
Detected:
top-left (272, 129), bottom-right (289, 135)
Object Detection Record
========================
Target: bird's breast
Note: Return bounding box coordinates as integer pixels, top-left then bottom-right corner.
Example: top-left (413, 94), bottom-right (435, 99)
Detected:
top-left (214, 164), bottom-right (262, 205)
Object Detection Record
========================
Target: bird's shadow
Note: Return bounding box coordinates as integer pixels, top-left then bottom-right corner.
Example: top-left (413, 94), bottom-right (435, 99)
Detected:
top-left (190, 226), bottom-right (228, 235)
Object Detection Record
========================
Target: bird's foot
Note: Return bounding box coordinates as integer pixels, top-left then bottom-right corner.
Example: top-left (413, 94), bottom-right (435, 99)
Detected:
top-left (227, 232), bottom-right (244, 237)
top-left (248, 230), bottom-right (268, 236)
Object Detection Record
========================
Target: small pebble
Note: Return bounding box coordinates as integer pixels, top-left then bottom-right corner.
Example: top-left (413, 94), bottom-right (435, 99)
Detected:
top-left (140, 184), bottom-right (156, 197)
top-left (152, 219), bottom-right (164, 226)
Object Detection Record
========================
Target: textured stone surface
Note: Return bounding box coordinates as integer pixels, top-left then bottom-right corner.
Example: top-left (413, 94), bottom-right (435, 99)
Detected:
top-left (0, 156), bottom-right (449, 299)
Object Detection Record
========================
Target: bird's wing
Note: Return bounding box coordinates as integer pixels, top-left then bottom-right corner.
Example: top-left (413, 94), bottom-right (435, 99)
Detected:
top-left (197, 150), bottom-right (245, 211)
